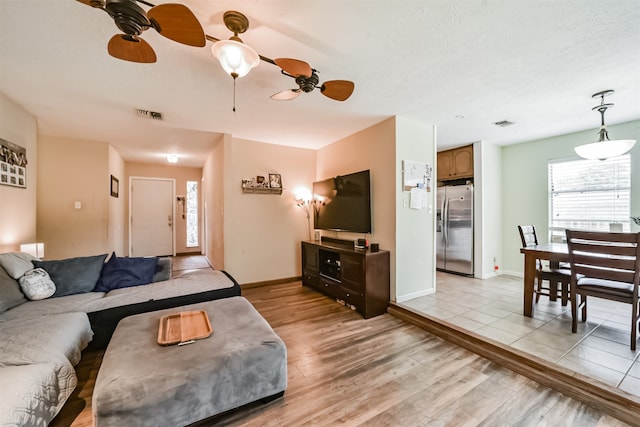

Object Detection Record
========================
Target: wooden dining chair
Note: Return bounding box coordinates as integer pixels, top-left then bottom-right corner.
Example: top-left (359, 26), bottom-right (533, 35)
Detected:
top-left (518, 225), bottom-right (571, 305)
top-left (565, 229), bottom-right (640, 350)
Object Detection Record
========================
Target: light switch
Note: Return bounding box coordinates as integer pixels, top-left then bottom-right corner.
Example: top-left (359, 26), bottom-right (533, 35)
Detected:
top-left (74, 201), bottom-right (81, 209)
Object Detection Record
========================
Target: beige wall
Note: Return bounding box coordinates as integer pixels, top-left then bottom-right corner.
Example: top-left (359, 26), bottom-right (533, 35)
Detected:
top-left (0, 93), bottom-right (37, 253)
top-left (37, 135), bottom-right (110, 259)
top-left (202, 135), bottom-right (227, 269)
top-left (126, 161), bottom-right (203, 255)
top-left (316, 118), bottom-right (397, 289)
top-left (108, 145), bottom-right (126, 255)
top-left (222, 138), bottom-right (316, 284)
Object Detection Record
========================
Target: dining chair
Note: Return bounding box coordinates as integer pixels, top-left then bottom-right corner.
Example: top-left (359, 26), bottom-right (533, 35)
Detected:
top-left (518, 225), bottom-right (571, 305)
top-left (565, 229), bottom-right (640, 350)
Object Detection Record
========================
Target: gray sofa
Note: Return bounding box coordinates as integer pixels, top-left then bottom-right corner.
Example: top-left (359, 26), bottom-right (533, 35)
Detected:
top-left (0, 252), bottom-right (241, 427)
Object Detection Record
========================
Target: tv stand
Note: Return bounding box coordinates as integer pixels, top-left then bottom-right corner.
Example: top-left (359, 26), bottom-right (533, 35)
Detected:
top-left (301, 240), bottom-right (390, 318)
top-left (320, 236), bottom-right (355, 248)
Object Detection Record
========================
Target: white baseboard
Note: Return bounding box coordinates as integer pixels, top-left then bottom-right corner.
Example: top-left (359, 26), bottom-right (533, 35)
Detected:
top-left (498, 270), bottom-right (523, 279)
top-left (478, 271), bottom-right (499, 279)
top-left (396, 288), bottom-right (435, 303)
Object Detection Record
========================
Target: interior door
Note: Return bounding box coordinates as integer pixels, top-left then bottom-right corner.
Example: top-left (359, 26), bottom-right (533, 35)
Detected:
top-left (130, 177), bottom-right (175, 257)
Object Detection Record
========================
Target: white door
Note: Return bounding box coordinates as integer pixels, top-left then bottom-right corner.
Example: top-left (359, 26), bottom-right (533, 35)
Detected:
top-left (130, 177), bottom-right (175, 257)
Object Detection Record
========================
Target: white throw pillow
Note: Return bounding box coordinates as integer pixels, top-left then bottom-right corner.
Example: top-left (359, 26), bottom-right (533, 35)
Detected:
top-left (18, 268), bottom-right (56, 300)
top-left (0, 252), bottom-right (38, 279)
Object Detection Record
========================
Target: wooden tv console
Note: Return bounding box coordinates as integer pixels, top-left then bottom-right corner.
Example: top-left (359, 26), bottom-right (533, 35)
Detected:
top-left (301, 239), bottom-right (390, 318)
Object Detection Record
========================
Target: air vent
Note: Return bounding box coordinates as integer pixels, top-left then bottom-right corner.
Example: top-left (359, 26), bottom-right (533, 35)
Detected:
top-left (493, 120), bottom-right (514, 127)
top-left (136, 109), bottom-right (163, 120)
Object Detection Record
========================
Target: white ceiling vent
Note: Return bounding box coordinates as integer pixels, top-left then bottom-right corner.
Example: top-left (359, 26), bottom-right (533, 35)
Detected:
top-left (493, 120), bottom-right (514, 127)
top-left (136, 109), bottom-right (163, 121)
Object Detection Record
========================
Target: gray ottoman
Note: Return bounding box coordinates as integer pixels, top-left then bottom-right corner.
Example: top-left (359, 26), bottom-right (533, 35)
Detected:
top-left (92, 297), bottom-right (287, 427)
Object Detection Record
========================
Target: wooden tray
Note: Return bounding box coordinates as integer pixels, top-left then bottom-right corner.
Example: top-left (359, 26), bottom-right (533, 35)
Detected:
top-left (158, 310), bottom-right (213, 346)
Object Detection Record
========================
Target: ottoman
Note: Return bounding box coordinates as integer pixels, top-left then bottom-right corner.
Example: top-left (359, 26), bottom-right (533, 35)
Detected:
top-left (92, 297), bottom-right (287, 427)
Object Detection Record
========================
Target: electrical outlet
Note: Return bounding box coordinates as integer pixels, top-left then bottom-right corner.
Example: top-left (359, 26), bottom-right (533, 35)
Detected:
top-left (74, 201), bottom-right (81, 209)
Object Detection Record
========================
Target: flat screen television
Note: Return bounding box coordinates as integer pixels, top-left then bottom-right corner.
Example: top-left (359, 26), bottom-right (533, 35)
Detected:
top-left (313, 169), bottom-right (371, 233)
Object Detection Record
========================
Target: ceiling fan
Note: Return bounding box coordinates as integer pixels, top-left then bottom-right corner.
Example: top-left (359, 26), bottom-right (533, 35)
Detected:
top-left (271, 58), bottom-right (355, 102)
top-left (76, 0), bottom-right (205, 63)
top-left (75, 2), bottom-right (355, 102)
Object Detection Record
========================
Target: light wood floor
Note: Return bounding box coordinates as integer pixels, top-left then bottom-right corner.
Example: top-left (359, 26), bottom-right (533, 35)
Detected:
top-left (52, 279), bottom-right (629, 426)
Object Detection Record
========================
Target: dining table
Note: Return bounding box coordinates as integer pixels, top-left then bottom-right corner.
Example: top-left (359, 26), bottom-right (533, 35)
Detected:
top-left (519, 242), bottom-right (570, 317)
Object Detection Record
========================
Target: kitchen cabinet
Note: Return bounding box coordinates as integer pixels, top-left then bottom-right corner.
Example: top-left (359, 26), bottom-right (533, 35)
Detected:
top-left (437, 144), bottom-right (474, 180)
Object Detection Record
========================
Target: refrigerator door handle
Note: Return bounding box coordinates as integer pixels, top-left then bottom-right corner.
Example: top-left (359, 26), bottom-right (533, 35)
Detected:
top-left (443, 196), bottom-right (449, 244)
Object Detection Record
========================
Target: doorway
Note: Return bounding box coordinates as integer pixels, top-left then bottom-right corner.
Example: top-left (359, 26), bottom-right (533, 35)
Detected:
top-left (129, 177), bottom-right (175, 257)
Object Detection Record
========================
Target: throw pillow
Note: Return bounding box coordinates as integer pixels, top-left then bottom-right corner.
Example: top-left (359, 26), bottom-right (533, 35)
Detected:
top-left (94, 253), bottom-right (159, 292)
top-left (0, 265), bottom-right (27, 313)
top-left (18, 268), bottom-right (56, 300)
top-left (33, 253), bottom-right (108, 298)
top-left (0, 252), bottom-right (38, 279)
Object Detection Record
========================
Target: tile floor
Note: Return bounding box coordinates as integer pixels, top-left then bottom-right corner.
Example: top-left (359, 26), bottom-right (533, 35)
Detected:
top-left (398, 271), bottom-right (640, 398)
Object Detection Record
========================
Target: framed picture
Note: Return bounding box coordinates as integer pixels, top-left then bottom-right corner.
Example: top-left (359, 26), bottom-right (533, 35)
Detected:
top-left (269, 173), bottom-right (282, 188)
top-left (110, 175), bottom-right (119, 198)
top-left (0, 138), bottom-right (27, 189)
top-left (256, 175), bottom-right (265, 187)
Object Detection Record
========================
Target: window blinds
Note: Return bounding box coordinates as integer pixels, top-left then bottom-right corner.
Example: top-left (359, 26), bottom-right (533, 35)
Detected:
top-left (548, 155), bottom-right (630, 240)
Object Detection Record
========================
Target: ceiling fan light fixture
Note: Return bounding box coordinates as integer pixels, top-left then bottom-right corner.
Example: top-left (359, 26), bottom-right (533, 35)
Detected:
top-left (211, 38), bottom-right (259, 79)
top-left (574, 89), bottom-right (636, 160)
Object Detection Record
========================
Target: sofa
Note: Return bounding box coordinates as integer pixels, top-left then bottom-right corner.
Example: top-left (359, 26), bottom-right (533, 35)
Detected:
top-left (0, 251), bottom-right (242, 427)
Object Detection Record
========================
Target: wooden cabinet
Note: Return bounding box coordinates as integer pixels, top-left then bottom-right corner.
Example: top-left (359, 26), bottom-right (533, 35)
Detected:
top-left (437, 144), bottom-right (474, 181)
top-left (301, 240), bottom-right (390, 318)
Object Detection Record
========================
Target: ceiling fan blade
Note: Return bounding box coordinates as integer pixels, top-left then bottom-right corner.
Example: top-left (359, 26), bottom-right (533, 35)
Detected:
top-left (75, 0), bottom-right (104, 7)
top-left (274, 58), bottom-right (312, 77)
top-left (270, 89), bottom-right (302, 101)
top-left (108, 34), bottom-right (157, 63)
top-left (320, 80), bottom-right (355, 101)
top-left (147, 4), bottom-right (206, 47)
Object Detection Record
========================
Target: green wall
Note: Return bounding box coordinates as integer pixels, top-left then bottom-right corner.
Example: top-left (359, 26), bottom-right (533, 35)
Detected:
top-left (500, 119), bottom-right (640, 275)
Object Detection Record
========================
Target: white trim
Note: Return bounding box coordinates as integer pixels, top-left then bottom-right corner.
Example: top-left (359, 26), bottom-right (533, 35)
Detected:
top-left (396, 287), bottom-right (436, 303)
top-left (499, 270), bottom-right (523, 279)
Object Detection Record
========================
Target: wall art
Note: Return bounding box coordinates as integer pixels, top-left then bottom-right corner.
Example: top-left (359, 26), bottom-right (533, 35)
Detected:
top-left (0, 138), bottom-right (27, 189)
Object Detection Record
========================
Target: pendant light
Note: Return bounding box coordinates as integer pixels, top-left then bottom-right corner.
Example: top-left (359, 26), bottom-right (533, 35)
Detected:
top-left (574, 90), bottom-right (636, 160)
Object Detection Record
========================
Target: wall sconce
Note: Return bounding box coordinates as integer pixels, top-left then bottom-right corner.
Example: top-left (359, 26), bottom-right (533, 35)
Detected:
top-left (20, 242), bottom-right (45, 259)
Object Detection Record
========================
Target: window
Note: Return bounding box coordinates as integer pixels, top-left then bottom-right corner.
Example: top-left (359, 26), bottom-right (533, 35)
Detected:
top-left (186, 181), bottom-right (198, 247)
top-left (548, 155), bottom-right (631, 242)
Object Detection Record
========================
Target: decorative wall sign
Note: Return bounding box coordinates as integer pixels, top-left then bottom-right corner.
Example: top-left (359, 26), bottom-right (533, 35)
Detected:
top-left (0, 138), bottom-right (27, 189)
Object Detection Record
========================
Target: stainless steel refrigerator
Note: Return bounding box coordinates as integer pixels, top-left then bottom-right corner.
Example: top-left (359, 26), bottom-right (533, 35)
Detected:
top-left (436, 184), bottom-right (474, 275)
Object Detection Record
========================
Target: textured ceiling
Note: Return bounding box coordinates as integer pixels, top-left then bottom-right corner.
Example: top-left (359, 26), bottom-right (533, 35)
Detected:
top-left (1, 0), bottom-right (639, 167)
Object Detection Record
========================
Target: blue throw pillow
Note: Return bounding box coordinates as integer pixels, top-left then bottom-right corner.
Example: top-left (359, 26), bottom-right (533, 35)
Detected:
top-left (94, 253), bottom-right (159, 292)
top-left (33, 254), bottom-right (108, 298)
